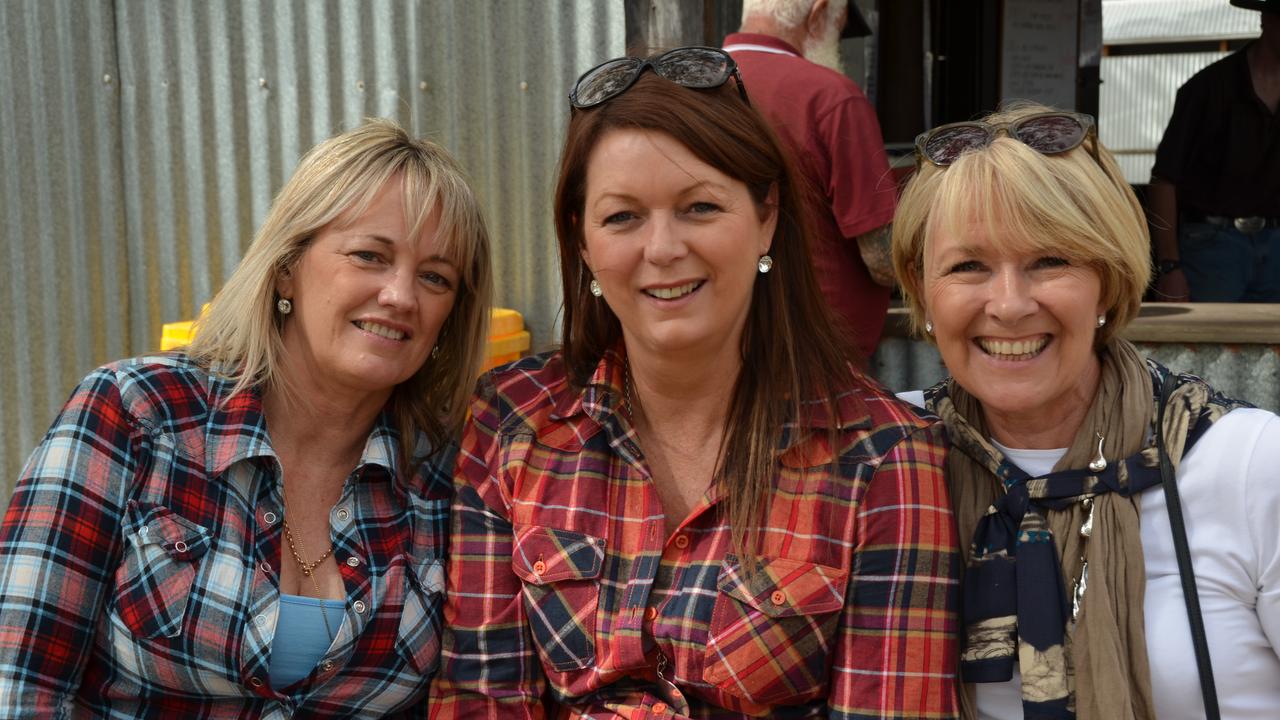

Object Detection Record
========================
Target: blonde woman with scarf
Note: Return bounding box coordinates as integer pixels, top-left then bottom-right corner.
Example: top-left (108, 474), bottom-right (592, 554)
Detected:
top-left (892, 103), bottom-right (1280, 720)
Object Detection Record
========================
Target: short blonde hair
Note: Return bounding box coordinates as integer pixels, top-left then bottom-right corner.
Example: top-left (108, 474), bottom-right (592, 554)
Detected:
top-left (892, 103), bottom-right (1150, 345)
top-left (188, 118), bottom-right (493, 454)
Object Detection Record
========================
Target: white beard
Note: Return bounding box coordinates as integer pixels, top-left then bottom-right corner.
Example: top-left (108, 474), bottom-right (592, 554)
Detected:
top-left (802, 19), bottom-right (844, 73)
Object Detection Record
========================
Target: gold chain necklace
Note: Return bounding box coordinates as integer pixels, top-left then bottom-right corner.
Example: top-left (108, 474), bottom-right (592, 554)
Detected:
top-left (283, 517), bottom-right (334, 577)
top-left (281, 485), bottom-right (337, 642)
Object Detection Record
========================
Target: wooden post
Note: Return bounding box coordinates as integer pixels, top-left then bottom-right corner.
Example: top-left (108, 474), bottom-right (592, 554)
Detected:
top-left (624, 0), bottom-right (707, 55)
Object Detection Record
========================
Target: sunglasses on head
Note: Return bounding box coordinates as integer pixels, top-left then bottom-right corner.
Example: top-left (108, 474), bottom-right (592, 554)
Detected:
top-left (914, 111), bottom-right (1098, 168)
top-left (568, 46), bottom-right (750, 109)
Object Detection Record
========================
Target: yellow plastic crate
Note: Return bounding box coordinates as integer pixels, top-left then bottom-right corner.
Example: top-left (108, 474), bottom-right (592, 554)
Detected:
top-left (490, 307), bottom-right (525, 337)
top-left (160, 320), bottom-right (196, 352)
top-left (161, 307), bottom-right (531, 371)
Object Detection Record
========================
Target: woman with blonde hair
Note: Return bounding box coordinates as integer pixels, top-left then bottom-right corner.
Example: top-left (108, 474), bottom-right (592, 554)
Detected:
top-left (431, 47), bottom-right (960, 718)
top-left (893, 103), bottom-right (1280, 719)
top-left (0, 118), bottom-right (492, 715)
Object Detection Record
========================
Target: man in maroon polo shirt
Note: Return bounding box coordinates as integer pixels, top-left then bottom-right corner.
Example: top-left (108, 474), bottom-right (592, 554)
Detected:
top-left (724, 0), bottom-right (895, 362)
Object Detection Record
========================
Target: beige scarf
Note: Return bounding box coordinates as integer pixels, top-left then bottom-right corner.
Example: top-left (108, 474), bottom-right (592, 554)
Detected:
top-left (939, 339), bottom-right (1157, 720)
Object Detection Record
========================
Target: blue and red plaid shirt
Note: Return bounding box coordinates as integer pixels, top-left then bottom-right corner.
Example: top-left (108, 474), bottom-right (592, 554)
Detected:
top-left (0, 353), bottom-right (451, 719)
top-left (429, 349), bottom-right (961, 719)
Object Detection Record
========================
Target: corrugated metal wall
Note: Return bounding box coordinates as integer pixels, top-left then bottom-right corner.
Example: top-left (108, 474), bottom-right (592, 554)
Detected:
top-left (1098, 0), bottom-right (1260, 185)
top-left (1103, 0), bottom-right (1259, 45)
top-left (871, 339), bottom-right (1280, 413)
top-left (1099, 52), bottom-right (1228, 184)
top-left (0, 0), bottom-right (624, 501)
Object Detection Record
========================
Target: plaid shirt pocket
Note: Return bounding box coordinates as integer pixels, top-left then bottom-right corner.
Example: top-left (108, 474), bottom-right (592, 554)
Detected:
top-left (397, 555), bottom-right (446, 676)
top-left (112, 501), bottom-right (212, 639)
top-left (703, 555), bottom-right (849, 706)
top-left (511, 525), bottom-right (606, 672)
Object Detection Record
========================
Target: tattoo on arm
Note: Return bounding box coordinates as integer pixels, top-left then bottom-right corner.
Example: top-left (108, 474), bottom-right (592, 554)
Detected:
top-left (855, 224), bottom-right (896, 288)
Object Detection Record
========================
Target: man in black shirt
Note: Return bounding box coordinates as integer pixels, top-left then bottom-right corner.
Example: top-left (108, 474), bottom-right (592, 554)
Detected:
top-left (1150, 0), bottom-right (1280, 301)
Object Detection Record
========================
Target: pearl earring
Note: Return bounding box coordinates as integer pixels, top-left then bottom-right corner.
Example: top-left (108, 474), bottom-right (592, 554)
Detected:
top-left (276, 298), bottom-right (292, 315)
top-left (757, 255), bottom-right (773, 273)
top-left (589, 279), bottom-right (603, 297)
top-left (1097, 314), bottom-right (1106, 328)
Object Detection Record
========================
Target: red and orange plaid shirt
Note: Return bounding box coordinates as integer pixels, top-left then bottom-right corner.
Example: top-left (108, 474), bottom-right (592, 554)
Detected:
top-left (430, 349), bottom-right (961, 719)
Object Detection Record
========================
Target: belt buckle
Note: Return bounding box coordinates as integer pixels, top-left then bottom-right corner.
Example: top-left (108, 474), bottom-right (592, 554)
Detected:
top-left (1234, 216), bottom-right (1265, 233)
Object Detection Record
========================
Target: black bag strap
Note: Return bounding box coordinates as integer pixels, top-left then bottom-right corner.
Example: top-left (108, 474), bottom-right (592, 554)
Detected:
top-left (1156, 373), bottom-right (1220, 720)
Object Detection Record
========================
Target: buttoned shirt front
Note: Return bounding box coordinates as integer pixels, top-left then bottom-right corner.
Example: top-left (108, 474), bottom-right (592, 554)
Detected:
top-left (430, 349), bottom-right (960, 719)
top-left (0, 353), bottom-right (450, 719)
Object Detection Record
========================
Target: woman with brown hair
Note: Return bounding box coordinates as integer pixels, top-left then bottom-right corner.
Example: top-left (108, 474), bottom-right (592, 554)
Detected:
top-left (430, 48), bottom-right (960, 718)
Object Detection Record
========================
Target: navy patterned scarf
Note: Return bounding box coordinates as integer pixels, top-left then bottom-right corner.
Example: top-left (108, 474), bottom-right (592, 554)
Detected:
top-left (925, 341), bottom-right (1248, 720)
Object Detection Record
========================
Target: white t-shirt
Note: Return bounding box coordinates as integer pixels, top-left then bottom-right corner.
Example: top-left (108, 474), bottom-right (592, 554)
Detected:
top-left (898, 391), bottom-right (1280, 719)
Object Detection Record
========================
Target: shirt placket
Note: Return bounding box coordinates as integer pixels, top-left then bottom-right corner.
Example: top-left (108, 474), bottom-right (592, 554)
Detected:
top-left (603, 425), bottom-right (665, 672)
top-left (303, 474), bottom-right (373, 689)
top-left (603, 415), bottom-right (720, 715)
top-left (241, 459), bottom-right (287, 698)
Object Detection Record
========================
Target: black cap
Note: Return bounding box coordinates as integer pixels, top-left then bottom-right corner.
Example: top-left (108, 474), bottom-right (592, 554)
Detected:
top-left (841, 4), bottom-right (872, 38)
top-left (1230, 0), bottom-right (1279, 13)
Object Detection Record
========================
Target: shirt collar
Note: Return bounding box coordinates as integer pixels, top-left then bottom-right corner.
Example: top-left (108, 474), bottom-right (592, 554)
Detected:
top-left (546, 344), bottom-right (871, 447)
top-left (204, 370), bottom-right (401, 486)
top-left (205, 372), bottom-right (276, 480)
top-left (549, 344), bottom-right (628, 426)
top-left (723, 32), bottom-right (802, 58)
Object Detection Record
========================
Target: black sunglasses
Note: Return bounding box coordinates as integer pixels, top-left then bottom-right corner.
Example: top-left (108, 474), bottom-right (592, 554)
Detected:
top-left (914, 112), bottom-right (1098, 168)
top-left (568, 46), bottom-right (750, 109)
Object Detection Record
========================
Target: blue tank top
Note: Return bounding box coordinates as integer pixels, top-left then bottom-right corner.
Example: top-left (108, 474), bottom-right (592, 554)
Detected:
top-left (268, 593), bottom-right (346, 690)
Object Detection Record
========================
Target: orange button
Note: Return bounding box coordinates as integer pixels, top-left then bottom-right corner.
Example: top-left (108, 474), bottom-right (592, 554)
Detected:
top-left (532, 560), bottom-right (546, 575)
top-left (770, 590), bottom-right (786, 606)
top-left (673, 534), bottom-right (689, 549)
top-left (652, 702), bottom-right (668, 715)
top-left (645, 606), bottom-right (658, 621)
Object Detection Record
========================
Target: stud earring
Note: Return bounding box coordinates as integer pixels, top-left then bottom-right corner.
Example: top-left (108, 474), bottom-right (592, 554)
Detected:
top-left (1097, 314), bottom-right (1107, 328)
top-left (757, 255), bottom-right (773, 274)
top-left (589, 278), bottom-right (603, 297)
top-left (924, 320), bottom-right (934, 334)
top-left (276, 298), bottom-right (292, 315)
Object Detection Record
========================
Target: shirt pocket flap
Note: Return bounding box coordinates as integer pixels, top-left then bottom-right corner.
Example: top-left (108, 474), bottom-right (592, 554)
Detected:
top-left (511, 525), bottom-right (605, 585)
top-left (717, 555), bottom-right (848, 618)
top-left (127, 500), bottom-right (211, 562)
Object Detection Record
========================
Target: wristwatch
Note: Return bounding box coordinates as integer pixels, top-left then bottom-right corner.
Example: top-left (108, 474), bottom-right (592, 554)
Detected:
top-left (1157, 259), bottom-right (1181, 275)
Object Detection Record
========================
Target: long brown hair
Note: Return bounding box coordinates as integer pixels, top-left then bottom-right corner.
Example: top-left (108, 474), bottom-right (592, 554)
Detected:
top-left (553, 72), bottom-right (853, 563)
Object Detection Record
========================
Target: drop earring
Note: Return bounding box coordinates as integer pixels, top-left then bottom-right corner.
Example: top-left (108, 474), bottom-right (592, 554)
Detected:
top-left (277, 298), bottom-right (292, 315)
top-left (589, 279), bottom-right (603, 297)
top-left (1088, 432), bottom-right (1107, 472)
top-left (757, 255), bottom-right (773, 274)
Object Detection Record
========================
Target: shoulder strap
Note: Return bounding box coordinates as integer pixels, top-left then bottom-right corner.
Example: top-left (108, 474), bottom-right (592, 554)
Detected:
top-left (1157, 373), bottom-right (1220, 720)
